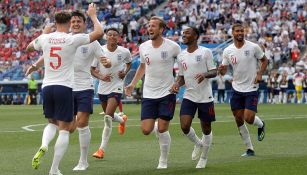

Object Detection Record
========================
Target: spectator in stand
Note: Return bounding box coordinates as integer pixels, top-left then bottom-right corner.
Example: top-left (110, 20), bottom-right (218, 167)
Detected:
top-left (303, 69), bottom-right (307, 104)
top-left (216, 73), bottom-right (226, 103)
top-left (293, 69), bottom-right (305, 104)
top-left (278, 71), bottom-right (289, 104)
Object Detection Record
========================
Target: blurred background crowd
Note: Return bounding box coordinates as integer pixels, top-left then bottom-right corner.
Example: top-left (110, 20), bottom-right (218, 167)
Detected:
top-left (0, 0), bottom-right (306, 104)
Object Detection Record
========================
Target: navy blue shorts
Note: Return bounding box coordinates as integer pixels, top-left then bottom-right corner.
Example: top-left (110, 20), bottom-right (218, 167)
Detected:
top-left (98, 92), bottom-right (122, 104)
top-left (73, 89), bottom-right (94, 115)
top-left (42, 85), bottom-right (74, 122)
top-left (141, 94), bottom-right (176, 121)
top-left (180, 99), bottom-right (215, 122)
top-left (280, 88), bottom-right (287, 93)
top-left (273, 89), bottom-right (280, 95)
top-left (230, 90), bottom-right (258, 112)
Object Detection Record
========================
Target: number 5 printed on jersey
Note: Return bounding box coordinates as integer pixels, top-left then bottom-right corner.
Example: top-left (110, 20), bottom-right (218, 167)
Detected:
top-left (50, 47), bottom-right (62, 69)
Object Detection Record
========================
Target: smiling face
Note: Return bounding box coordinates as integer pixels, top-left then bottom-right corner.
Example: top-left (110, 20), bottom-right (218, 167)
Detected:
top-left (147, 19), bottom-right (164, 40)
top-left (232, 25), bottom-right (245, 42)
top-left (182, 27), bottom-right (198, 45)
top-left (106, 29), bottom-right (119, 45)
top-left (70, 16), bottom-right (86, 34)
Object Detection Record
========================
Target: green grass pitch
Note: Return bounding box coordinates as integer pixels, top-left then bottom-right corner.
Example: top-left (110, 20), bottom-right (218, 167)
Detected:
top-left (0, 104), bottom-right (307, 175)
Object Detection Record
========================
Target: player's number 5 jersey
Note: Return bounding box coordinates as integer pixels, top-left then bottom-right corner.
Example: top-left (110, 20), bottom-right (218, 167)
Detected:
top-left (33, 32), bottom-right (90, 88)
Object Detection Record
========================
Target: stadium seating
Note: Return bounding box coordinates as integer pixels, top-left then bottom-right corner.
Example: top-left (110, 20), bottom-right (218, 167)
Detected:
top-left (0, 0), bottom-right (306, 105)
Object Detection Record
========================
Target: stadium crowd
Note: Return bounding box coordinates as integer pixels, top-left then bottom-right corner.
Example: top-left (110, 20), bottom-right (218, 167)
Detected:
top-left (0, 0), bottom-right (306, 104)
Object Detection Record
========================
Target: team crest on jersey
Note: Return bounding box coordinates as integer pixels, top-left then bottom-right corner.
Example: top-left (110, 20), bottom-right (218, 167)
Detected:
top-left (244, 50), bottom-right (250, 56)
top-left (161, 51), bottom-right (168, 60)
top-left (196, 55), bottom-right (202, 62)
top-left (117, 54), bottom-right (122, 61)
top-left (81, 47), bottom-right (88, 54)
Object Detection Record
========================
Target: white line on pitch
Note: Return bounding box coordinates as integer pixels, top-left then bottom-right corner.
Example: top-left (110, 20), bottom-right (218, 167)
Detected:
top-left (9, 115), bottom-right (306, 133)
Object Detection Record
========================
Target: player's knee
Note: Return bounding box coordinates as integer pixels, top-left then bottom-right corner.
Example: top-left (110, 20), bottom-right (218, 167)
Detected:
top-left (181, 126), bottom-right (190, 135)
top-left (76, 119), bottom-right (88, 128)
top-left (157, 128), bottom-right (168, 133)
top-left (142, 128), bottom-right (151, 135)
top-left (244, 114), bottom-right (255, 124)
top-left (245, 117), bottom-right (254, 124)
top-left (69, 127), bottom-right (76, 133)
top-left (104, 115), bottom-right (113, 128)
top-left (202, 128), bottom-right (211, 135)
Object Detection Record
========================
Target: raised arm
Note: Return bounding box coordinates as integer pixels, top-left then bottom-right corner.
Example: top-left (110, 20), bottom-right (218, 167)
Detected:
top-left (87, 3), bottom-right (103, 42)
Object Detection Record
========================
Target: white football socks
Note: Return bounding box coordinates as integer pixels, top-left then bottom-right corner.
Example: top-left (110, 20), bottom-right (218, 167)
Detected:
top-left (158, 131), bottom-right (171, 163)
top-left (113, 113), bottom-right (124, 123)
top-left (41, 123), bottom-right (58, 150)
top-left (199, 132), bottom-right (212, 159)
top-left (77, 126), bottom-right (91, 164)
top-left (49, 130), bottom-right (69, 174)
top-left (185, 127), bottom-right (202, 146)
top-left (253, 116), bottom-right (264, 128)
top-left (239, 124), bottom-right (253, 150)
top-left (100, 115), bottom-right (112, 150)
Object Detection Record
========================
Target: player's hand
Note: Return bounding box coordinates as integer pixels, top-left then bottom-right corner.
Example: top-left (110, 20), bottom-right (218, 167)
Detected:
top-left (87, 3), bottom-right (97, 18)
top-left (218, 64), bottom-right (227, 75)
top-left (254, 71), bottom-right (262, 84)
top-left (118, 70), bottom-right (126, 80)
top-left (100, 57), bottom-right (111, 68)
top-left (195, 73), bottom-right (205, 84)
top-left (170, 83), bottom-right (180, 94)
top-left (125, 84), bottom-right (134, 96)
top-left (100, 73), bottom-right (112, 82)
top-left (25, 65), bottom-right (37, 76)
top-left (42, 23), bottom-right (55, 34)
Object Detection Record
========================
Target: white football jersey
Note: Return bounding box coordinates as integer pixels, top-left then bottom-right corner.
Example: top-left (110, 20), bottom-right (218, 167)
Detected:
top-left (92, 45), bottom-right (131, 94)
top-left (222, 40), bottom-right (264, 92)
top-left (73, 41), bottom-right (104, 91)
top-left (293, 72), bottom-right (305, 86)
top-left (140, 38), bottom-right (181, 98)
top-left (178, 46), bottom-right (216, 103)
top-left (33, 32), bottom-right (90, 88)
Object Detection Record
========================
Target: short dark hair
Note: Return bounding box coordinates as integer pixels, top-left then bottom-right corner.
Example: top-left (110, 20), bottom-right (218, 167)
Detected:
top-left (232, 20), bottom-right (243, 31)
top-left (188, 26), bottom-right (200, 40)
top-left (106, 27), bottom-right (120, 34)
top-left (55, 11), bottom-right (71, 24)
top-left (150, 16), bottom-right (166, 29)
top-left (71, 10), bottom-right (86, 22)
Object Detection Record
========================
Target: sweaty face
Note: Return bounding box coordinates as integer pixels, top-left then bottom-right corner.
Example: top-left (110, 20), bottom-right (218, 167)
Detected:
top-left (232, 26), bottom-right (244, 42)
top-left (182, 28), bottom-right (195, 45)
top-left (70, 16), bottom-right (86, 34)
top-left (147, 19), bottom-right (163, 40)
top-left (106, 30), bottom-right (119, 45)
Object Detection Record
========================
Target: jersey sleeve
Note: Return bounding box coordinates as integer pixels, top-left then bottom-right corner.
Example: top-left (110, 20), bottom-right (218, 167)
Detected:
top-left (33, 35), bottom-right (44, 51)
top-left (72, 33), bottom-right (90, 48)
top-left (91, 58), bottom-right (99, 68)
top-left (139, 44), bottom-right (145, 64)
top-left (93, 41), bottom-right (105, 59)
top-left (123, 49), bottom-right (132, 64)
top-left (206, 49), bottom-right (216, 71)
top-left (254, 44), bottom-right (265, 60)
top-left (177, 57), bottom-right (184, 76)
top-left (222, 49), bottom-right (230, 65)
top-left (173, 43), bottom-right (181, 58)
